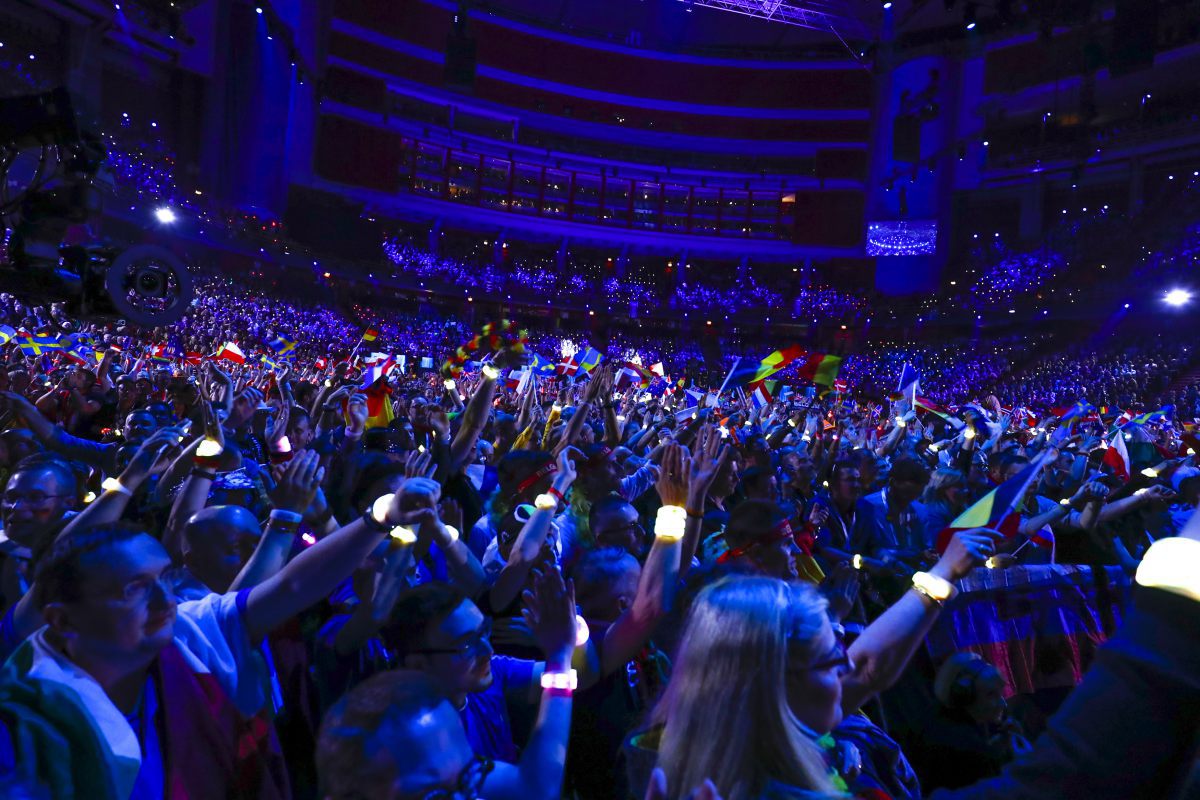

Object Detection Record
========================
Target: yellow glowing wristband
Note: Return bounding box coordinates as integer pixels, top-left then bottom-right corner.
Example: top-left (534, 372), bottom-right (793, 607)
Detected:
top-left (852, 553), bottom-right (864, 570)
top-left (655, 505), bottom-right (687, 541)
top-left (534, 493), bottom-right (558, 511)
top-left (963, 428), bottom-right (976, 440)
top-left (100, 477), bottom-right (133, 497)
top-left (482, 365), bottom-right (500, 381)
top-left (1136, 537), bottom-right (1200, 604)
top-left (911, 571), bottom-right (957, 605)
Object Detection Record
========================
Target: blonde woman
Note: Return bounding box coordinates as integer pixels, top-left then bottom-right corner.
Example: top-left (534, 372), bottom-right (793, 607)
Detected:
top-left (921, 468), bottom-right (969, 537)
top-left (632, 519), bottom-right (1200, 800)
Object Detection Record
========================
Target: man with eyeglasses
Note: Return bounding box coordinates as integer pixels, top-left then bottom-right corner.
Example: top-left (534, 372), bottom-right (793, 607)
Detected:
top-left (0, 457), bottom-right (80, 613)
top-left (589, 496), bottom-right (646, 556)
top-left (317, 569), bottom-right (579, 800)
top-left (387, 579), bottom-right (581, 764)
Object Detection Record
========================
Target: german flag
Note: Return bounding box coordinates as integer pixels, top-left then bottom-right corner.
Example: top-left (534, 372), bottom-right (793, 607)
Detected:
top-left (361, 328), bottom-right (379, 343)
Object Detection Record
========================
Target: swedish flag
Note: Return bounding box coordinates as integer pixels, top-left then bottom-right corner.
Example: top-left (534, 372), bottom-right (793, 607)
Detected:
top-left (529, 352), bottom-right (557, 376)
top-left (15, 332), bottom-right (61, 356)
top-left (0, 326), bottom-right (15, 346)
top-left (576, 347), bottom-right (603, 374)
top-left (267, 334), bottom-right (297, 360)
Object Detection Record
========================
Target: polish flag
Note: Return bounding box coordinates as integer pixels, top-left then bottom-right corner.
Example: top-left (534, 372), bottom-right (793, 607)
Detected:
top-left (216, 342), bottom-right (246, 364)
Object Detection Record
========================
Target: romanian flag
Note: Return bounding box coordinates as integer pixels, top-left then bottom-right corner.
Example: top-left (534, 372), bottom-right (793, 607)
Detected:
top-left (935, 453), bottom-right (1049, 553)
top-left (794, 352), bottom-right (843, 386)
top-left (14, 332), bottom-right (61, 356)
top-left (361, 328), bottom-right (379, 343)
top-left (726, 344), bottom-right (808, 387)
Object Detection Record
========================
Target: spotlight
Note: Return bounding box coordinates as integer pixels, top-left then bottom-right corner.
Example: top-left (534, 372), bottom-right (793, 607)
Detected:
top-left (154, 206), bottom-right (176, 224)
top-left (255, 6), bottom-right (263, 12)
top-left (1164, 289), bottom-right (1192, 307)
top-left (965, 2), bottom-right (977, 28)
top-left (882, 0), bottom-right (892, 7)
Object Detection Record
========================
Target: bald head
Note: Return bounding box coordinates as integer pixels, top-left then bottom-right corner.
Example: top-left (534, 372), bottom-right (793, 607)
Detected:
top-left (182, 505), bottom-right (262, 593)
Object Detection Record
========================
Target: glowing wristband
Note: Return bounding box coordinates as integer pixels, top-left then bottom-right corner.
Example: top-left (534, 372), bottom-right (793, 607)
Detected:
top-left (195, 438), bottom-right (224, 458)
top-left (1059, 498), bottom-right (1071, 506)
top-left (443, 379), bottom-right (456, 391)
top-left (442, 524), bottom-right (460, 544)
top-left (911, 571), bottom-right (957, 605)
top-left (1141, 467), bottom-right (1159, 478)
top-left (895, 416), bottom-right (906, 427)
top-left (963, 428), bottom-right (976, 440)
top-left (1136, 537), bottom-right (1200, 604)
top-left (655, 505), bottom-right (687, 541)
top-left (575, 615), bottom-right (590, 647)
top-left (269, 509), bottom-right (303, 524)
top-left (390, 526), bottom-right (417, 545)
top-left (101, 477), bottom-right (133, 497)
top-left (552, 403), bottom-right (563, 413)
top-left (788, 419), bottom-right (798, 428)
top-left (540, 669), bottom-right (578, 692)
top-left (852, 554), bottom-right (864, 570)
top-left (482, 364), bottom-right (500, 381)
top-left (985, 556), bottom-right (1000, 569)
top-left (534, 493), bottom-right (558, 511)
top-left (83, 491), bottom-right (98, 504)
top-left (369, 493), bottom-right (396, 528)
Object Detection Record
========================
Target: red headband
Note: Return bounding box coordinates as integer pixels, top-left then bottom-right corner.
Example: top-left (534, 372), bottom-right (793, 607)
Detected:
top-left (515, 461), bottom-right (559, 496)
top-left (717, 519), bottom-right (794, 564)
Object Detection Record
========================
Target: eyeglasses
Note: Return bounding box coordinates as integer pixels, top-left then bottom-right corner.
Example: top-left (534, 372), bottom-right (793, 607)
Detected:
top-left (419, 755), bottom-right (494, 800)
top-left (1, 492), bottom-right (70, 508)
top-left (411, 618), bottom-right (492, 659)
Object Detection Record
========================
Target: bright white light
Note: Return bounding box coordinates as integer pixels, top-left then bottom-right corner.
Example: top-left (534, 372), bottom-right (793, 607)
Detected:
top-left (154, 207), bottom-right (177, 224)
top-left (1165, 289), bottom-right (1192, 307)
top-left (255, 6), bottom-right (263, 12)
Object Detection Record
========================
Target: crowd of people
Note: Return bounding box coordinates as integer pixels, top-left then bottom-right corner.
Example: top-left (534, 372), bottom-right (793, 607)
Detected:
top-left (1, 279), bottom-right (1200, 800)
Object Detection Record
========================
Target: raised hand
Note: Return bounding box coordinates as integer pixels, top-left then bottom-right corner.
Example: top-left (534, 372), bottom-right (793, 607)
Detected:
top-left (932, 528), bottom-right (1002, 582)
top-left (118, 428), bottom-right (181, 487)
top-left (346, 392), bottom-right (369, 434)
top-left (270, 450), bottom-right (325, 514)
top-left (689, 425), bottom-right (731, 507)
top-left (520, 566), bottom-right (578, 665)
top-left (655, 441), bottom-right (690, 508)
top-left (404, 448), bottom-right (435, 479)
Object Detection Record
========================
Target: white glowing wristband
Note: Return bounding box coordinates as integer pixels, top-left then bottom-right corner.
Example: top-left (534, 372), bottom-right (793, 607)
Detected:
top-left (911, 571), bottom-right (957, 604)
top-left (655, 505), bottom-right (687, 541)
top-left (83, 491), bottom-right (98, 504)
top-left (195, 438), bottom-right (224, 458)
top-left (575, 615), bottom-right (590, 647)
top-left (101, 477), bottom-right (133, 497)
top-left (852, 553), bottom-right (864, 570)
top-left (534, 493), bottom-right (558, 511)
top-left (371, 493), bottom-right (396, 525)
top-left (443, 379), bottom-right (456, 391)
top-left (442, 524), bottom-right (460, 544)
top-left (1137, 537), bottom-right (1200, 604)
top-left (963, 428), bottom-right (976, 440)
top-left (482, 365), bottom-right (500, 381)
top-left (540, 669), bottom-right (578, 692)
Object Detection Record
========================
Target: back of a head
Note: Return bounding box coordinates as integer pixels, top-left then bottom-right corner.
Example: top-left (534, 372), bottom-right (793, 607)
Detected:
top-left (889, 457), bottom-right (930, 487)
top-left (384, 582), bottom-right (467, 655)
top-left (725, 499), bottom-right (786, 552)
top-left (651, 576), bottom-right (834, 800)
top-left (316, 670), bottom-right (448, 799)
top-left (571, 546), bottom-right (639, 618)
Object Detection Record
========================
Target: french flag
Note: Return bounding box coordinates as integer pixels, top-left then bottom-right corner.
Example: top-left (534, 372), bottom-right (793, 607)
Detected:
top-left (1102, 430), bottom-right (1131, 482)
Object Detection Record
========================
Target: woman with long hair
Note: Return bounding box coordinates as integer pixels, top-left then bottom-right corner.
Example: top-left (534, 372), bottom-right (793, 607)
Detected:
top-left (635, 520), bottom-right (1200, 800)
top-left (921, 468), bottom-right (969, 537)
